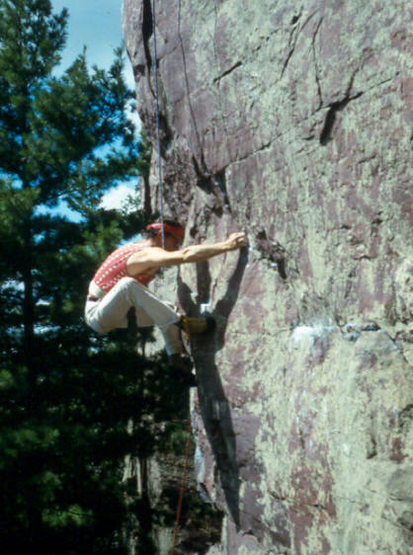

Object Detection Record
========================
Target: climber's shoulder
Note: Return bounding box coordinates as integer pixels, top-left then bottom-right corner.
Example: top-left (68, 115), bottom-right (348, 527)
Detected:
top-left (126, 246), bottom-right (184, 275)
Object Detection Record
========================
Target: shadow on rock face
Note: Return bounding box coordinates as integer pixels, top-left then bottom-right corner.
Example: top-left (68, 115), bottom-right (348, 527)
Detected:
top-left (178, 247), bottom-right (249, 530)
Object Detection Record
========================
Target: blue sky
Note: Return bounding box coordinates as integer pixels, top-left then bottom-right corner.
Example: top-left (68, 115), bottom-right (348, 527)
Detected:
top-left (47, 0), bottom-right (139, 216)
top-left (52, 0), bottom-right (128, 77)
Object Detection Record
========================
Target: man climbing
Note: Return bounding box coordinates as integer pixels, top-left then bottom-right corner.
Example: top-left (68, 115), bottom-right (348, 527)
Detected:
top-left (84, 220), bottom-right (248, 384)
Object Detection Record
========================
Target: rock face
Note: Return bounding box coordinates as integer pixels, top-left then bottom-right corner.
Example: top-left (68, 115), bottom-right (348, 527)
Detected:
top-left (123, 0), bottom-right (413, 552)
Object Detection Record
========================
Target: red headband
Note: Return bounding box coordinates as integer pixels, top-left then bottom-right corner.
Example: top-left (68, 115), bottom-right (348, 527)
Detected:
top-left (146, 222), bottom-right (185, 243)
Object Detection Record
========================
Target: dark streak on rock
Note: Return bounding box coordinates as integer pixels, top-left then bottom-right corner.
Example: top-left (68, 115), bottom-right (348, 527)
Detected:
top-left (178, 0), bottom-right (211, 178)
top-left (214, 169), bottom-right (231, 211)
top-left (319, 92), bottom-right (363, 145)
top-left (291, 14), bottom-right (301, 25)
top-left (191, 158), bottom-right (231, 215)
top-left (399, 404), bottom-right (413, 430)
top-left (281, 9), bottom-right (319, 77)
top-left (213, 61), bottom-right (243, 83)
top-left (311, 18), bottom-right (324, 108)
top-left (367, 434), bottom-right (377, 459)
top-left (255, 229), bottom-right (288, 279)
top-left (142, 0), bottom-right (153, 77)
top-left (192, 155), bottom-right (212, 193)
top-left (154, 112), bottom-right (172, 156)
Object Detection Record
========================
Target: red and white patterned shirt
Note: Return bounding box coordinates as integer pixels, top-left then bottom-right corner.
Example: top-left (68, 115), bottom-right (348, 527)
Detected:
top-left (92, 242), bottom-right (155, 292)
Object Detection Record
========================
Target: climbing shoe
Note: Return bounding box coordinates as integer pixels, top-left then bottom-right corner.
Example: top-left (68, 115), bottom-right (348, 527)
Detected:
top-left (179, 315), bottom-right (215, 335)
top-left (168, 354), bottom-right (197, 387)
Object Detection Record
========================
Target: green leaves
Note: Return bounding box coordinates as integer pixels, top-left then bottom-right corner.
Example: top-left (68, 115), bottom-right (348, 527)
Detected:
top-left (0, 1), bottom-right (138, 213)
top-left (0, 0), bottom-right (147, 550)
top-left (0, 0), bottom-right (68, 82)
top-left (24, 49), bottom-right (139, 209)
top-left (0, 1), bottom-right (194, 551)
top-left (0, 0), bottom-right (68, 179)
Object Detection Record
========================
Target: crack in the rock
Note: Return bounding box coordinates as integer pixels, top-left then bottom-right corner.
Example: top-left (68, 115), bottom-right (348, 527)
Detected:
top-left (213, 169), bottom-right (230, 211)
top-left (280, 7), bottom-right (303, 77)
top-left (229, 139), bottom-right (276, 167)
top-left (319, 66), bottom-right (365, 145)
top-left (213, 60), bottom-right (243, 84)
top-left (142, 0), bottom-right (153, 84)
top-left (319, 72), bottom-right (363, 146)
top-left (191, 157), bottom-right (230, 214)
top-left (281, 9), bottom-right (319, 78)
top-left (319, 92), bottom-right (363, 145)
top-left (255, 229), bottom-right (288, 280)
top-left (398, 404), bottom-right (413, 430)
top-left (251, 28), bottom-right (282, 56)
top-left (177, 0), bottom-right (211, 180)
top-left (290, 13), bottom-right (301, 25)
top-left (280, 30), bottom-right (299, 78)
top-left (212, 1), bottom-right (233, 168)
top-left (270, 492), bottom-right (333, 515)
top-left (311, 17), bottom-right (324, 109)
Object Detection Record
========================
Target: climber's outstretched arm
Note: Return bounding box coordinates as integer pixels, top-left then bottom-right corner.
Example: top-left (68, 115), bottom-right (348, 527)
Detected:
top-left (126, 232), bottom-right (248, 276)
top-left (178, 232), bottom-right (248, 264)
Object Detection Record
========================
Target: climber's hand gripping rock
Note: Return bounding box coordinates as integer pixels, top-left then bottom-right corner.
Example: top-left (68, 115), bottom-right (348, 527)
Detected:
top-left (225, 232), bottom-right (248, 250)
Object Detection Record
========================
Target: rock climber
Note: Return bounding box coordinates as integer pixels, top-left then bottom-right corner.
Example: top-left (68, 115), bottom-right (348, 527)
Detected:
top-left (84, 220), bottom-right (248, 385)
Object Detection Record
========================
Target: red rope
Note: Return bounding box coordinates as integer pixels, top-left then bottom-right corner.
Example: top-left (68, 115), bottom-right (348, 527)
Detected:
top-left (170, 419), bottom-right (193, 554)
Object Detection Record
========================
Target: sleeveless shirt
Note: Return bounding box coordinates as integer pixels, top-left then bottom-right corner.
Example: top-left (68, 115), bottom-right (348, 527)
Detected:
top-left (92, 242), bottom-right (155, 292)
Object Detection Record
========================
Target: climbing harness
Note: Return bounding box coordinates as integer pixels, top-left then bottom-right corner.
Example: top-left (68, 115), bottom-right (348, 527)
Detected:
top-left (170, 419), bottom-right (193, 555)
top-left (151, 0), bottom-right (165, 248)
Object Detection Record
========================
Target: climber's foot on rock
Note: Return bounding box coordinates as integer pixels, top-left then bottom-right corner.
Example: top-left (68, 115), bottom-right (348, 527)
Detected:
top-left (168, 353), bottom-right (197, 387)
top-left (179, 315), bottom-right (215, 335)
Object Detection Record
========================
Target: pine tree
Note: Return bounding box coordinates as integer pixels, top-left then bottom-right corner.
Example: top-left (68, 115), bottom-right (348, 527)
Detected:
top-left (0, 1), bottom-right (173, 551)
top-left (0, 0), bottom-right (140, 368)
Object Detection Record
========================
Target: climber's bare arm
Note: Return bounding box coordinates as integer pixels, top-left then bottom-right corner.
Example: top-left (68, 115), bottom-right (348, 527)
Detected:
top-left (126, 232), bottom-right (248, 276)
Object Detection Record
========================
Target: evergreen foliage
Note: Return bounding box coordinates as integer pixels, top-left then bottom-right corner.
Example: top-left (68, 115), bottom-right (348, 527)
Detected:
top-left (0, 1), bottom-right (189, 552)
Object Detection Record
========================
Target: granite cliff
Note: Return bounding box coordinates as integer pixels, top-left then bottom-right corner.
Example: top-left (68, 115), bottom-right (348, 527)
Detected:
top-left (122, 0), bottom-right (413, 552)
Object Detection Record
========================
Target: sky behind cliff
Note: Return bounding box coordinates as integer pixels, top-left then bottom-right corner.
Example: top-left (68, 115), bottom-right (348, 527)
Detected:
top-left (52, 0), bottom-right (131, 81)
top-left (50, 0), bottom-right (138, 215)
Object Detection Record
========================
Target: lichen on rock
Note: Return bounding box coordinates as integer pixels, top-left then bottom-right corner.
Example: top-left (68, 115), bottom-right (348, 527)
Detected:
top-left (122, 0), bottom-right (413, 551)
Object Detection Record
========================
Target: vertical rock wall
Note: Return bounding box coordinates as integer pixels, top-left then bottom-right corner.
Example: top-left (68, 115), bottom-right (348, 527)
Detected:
top-left (123, 0), bottom-right (413, 552)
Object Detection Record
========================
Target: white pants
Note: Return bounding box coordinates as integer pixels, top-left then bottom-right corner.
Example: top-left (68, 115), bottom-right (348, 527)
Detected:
top-left (84, 277), bottom-right (183, 355)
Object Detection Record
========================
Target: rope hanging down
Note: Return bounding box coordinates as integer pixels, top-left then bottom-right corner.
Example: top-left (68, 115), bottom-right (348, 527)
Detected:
top-left (151, 0), bottom-right (165, 248)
